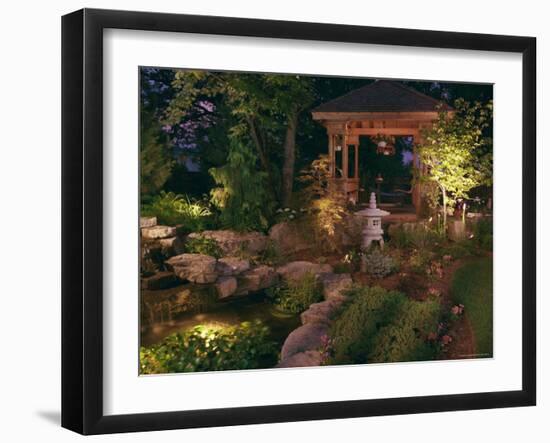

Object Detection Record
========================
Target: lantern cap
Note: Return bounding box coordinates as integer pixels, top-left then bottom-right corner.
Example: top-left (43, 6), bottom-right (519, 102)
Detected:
top-left (355, 193), bottom-right (390, 217)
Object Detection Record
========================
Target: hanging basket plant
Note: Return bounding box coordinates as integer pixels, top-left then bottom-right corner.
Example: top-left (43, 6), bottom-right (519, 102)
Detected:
top-left (372, 134), bottom-right (396, 156)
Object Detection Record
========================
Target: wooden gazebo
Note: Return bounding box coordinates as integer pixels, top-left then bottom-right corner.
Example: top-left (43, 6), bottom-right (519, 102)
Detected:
top-left (311, 80), bottom-right (453, 212)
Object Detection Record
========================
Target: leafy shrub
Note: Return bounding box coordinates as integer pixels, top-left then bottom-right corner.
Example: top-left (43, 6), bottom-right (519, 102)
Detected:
top-left (141, 191), bottom-right (214, 232)
top-left (368, 298), bottom-right (440, 362)
top-left (472, 218), bottom-right (493, 251)
top-left (267, 272), bottom-right (323, 314)
top-left (389, 222), bottom-right (443, 251)
top-left (140, 320), bottom-right (277, 374)
top-left (363, 249), bottom-right (397, 279)
top-left (329, 286), bottom-right (441, 365)
top-left (329, 286), bottom-right (406, 364)
top-left (184, 236), bottom-right (222, 258)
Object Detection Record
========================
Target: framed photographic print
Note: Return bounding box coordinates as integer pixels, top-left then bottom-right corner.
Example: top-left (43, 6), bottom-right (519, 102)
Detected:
top-left (61, 8), bottom-right (536, 435)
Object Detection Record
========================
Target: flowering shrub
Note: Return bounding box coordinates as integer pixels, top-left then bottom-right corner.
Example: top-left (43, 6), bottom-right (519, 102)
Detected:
top-left (274, 207), bottom-right (305, 222)
top-left (426, 260), bottom-right (444, 279)
top-left (450, 304), bottom-right (465, 316)
top-left (140, 320), bottom-right (277, 374)
top-left (319, 334), bottom-right (334, 365)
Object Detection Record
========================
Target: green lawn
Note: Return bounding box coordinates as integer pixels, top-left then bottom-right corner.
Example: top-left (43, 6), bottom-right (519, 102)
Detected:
top-left (451, 258), bottom-right (493, 357)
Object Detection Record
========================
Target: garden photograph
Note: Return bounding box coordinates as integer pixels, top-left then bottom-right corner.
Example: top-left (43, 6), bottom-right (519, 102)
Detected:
top-left (138, 68), bottom-right (494, 375)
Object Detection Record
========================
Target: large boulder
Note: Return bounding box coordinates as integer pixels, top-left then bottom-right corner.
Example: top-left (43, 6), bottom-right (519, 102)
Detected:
top-left (216, 257), bottom-right (250, 276)
top-left (165, 253), bottom-right (218, 284)
top-left (235, 265), bottom-right (278, 295)
top-left (276, 261), bottom-right (333, 283)
top-left (318, 273), bottom-right (353, 301)
top-left (300, 299), bottom-right (342, 326)
top-left (188, 230), bottom-right (268, 256)
top-left (280, 323), bottom-right (329, 360)
top-left (276, 350), bottom-right (323, 368)
top-left (214, 276), bottom-right (238, 299)
top-left (141, 225), bottom-right (177, 240)
top-left (269, 221), bottom-right (311, 255)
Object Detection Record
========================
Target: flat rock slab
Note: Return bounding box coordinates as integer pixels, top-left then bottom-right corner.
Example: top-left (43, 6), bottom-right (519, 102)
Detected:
top-left (281, 323), bottom-right (329, 360)
top-left (235, 265), bottom-right (278, 295)
top-left (318, 272), bottom-right (353, 301)
top-left (276, 350), bottom-right (323, 368)
top-left (216, 257), bottom-right (250, 276)
top-left (188, 230), bottom-right (268, 256)
top-left (141, 271), bottom-right (179, 290)
top-left (215, 276), bottom-right (238, 299)
top-left (141, 225), bottom-right (176, 240)
top-left (276, 261), bottom-right (333, 283)
top-left (165, 253), bottom-right (218, 284)
top-left (300, 300), bottom-right (342, 326)
top-left (140, 216), bottom-right (157, 228)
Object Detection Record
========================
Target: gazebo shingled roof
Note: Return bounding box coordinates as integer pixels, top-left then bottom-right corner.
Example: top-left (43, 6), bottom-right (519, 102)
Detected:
top-left (312, 80), bottom-right (453, 114)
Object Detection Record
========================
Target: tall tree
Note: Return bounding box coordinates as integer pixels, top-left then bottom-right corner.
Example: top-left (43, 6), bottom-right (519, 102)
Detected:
top-left (165, 70), bottom-right (314, 206)
top-left (416, 99), bottom-right (493, 226)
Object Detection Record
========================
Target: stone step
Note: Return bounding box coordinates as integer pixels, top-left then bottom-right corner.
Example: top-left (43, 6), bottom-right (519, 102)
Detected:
top-left (141, 225), bottom-right (176, 239)
top-left (140, 216), bottom-right (157, 228)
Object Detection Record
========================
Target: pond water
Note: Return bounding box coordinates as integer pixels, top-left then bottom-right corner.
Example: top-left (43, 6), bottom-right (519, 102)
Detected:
top-left (140, 292), bottom-right (301, 348)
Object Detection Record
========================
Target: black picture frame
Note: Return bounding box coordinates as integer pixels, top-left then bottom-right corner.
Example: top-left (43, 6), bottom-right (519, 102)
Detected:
top-left (62, 8), bottom-right (537, 435)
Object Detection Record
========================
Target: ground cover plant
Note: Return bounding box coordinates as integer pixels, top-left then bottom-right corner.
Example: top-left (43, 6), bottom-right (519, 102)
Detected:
top-left (267, 272), bottom-right (324, 314)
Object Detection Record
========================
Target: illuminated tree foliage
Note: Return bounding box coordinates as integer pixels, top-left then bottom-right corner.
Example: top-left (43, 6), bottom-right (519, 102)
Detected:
top-left (417, 99), bottom-right (493, 226)
top-left (299, 155), bottom-right (348, 251)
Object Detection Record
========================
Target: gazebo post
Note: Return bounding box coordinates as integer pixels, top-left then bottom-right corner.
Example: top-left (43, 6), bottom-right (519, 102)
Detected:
top-left (328, 133), bottom-right (335, 177)
top-left (342, 140), bottom-right (349, 179)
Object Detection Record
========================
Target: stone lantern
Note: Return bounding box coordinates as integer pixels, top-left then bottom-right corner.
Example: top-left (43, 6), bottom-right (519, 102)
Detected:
top-left (355, 192), bottom-right (390, 250)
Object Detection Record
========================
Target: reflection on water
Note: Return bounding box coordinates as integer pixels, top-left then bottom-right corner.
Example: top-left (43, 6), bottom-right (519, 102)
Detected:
top-left (140, 292), bottom-right (301, 348)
